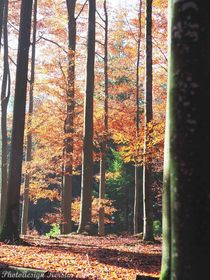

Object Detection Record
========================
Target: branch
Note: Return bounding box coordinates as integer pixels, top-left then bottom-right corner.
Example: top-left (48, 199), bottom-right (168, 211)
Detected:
top-left (75, 0), bottom-right (88, 21)
top-left (8, 21), bottom-right (19, 33)
top-left (96, 9), bottom-right (105, 23)
top-left (152, 36), bottom-right (168, 63)
top-left (96, 52), bottom-right (104, 60)
top-left (39, 35), bottom-right (68, 54)
top-left (96, 21), bottom-right (105, 30)
top-left (8, 54), bottom-right (31, 83)
top-left (96, 39), bottom-right (104, 46)
top-left (123, 14), bottom-right (138, 43)
top-left (57, 60), bottom-right (68, 89)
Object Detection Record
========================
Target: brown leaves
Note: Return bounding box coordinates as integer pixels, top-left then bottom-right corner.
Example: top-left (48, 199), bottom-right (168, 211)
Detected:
top-left (0, 235), bottom-right (161, 279)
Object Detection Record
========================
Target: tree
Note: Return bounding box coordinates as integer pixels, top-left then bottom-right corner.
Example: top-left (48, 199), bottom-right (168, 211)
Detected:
top-left (143, 0), bottom-right (154, 241)
top-left (133, 0), bottom-right (143, 235)
top-left (77, 0), bottom-right (96, 233)
top-left (0, 0), bottom-right (10, 231)
top-left (60, 0), bottom-right (77, 235)
top-left (0, 0), bottom-right (33, 243)
top-left (21, 0), bottom-right (38, 236)
top-left (98, 0), bottom-right (108, 236)
top-left (0, 0), bottom-right (5, 53)
top-left (160, 0), bottom-right (210, 279)
top-left (159, 81), bottom-right (170, 280)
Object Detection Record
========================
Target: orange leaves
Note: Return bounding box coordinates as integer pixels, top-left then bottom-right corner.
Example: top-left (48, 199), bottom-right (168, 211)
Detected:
top-left (41, 197), bottom-right (117, 227)
top-left (112, 119), bottom-right (165, 168)
top-left (0, 235), bottom-right (161, 279)
top-left (72, 197), bottom-right (117, 225)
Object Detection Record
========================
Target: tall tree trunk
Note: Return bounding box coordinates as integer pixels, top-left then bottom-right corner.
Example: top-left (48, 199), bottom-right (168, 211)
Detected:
top-left (21, 0), bottom-right (37, 236)
top-left (98, 150), bottom-right (105, 235)
top-left (143, 0), bottom-right (154, 241)
top-left (159, 82), bottom-right (171, 280)
top-left (159, 1), bottom-right (171, 278)
top-left (0, 0), bottom-right (5, 53)
top-left (169, 1), bottom-right (210, 279)
top-left (0, 0), bottom-right (33, 243)
top-left (0, 0), bottom-right (10, 231)
top-left (133, 0), bottom-right (143, 235)
top-left (77, 0), bottom-right (95, 234)
top-left (124, 184), bottom-right (129, 231)
top-left (61, 0), bottom-right (76, 235)
top-left (98, 0), bottom-right (108, 236)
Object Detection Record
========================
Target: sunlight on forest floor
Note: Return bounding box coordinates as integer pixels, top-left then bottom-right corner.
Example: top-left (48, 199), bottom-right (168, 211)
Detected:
top-left (0, 235), bottom-right (161, 279)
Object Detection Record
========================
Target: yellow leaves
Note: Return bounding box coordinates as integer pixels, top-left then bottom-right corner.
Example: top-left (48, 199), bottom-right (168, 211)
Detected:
top-left (111, 118), bottom-right (164, 167)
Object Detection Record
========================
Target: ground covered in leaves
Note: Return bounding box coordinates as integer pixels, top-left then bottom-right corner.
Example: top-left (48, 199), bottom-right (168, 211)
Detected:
top-left (0, 234), bottom-right (161, 279)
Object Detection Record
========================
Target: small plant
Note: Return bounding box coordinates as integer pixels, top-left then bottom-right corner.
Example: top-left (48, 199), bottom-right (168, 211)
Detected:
top-left (153, 220), bottom-right (162, 236)
top-left (46, 223), bottom-right (60, 238)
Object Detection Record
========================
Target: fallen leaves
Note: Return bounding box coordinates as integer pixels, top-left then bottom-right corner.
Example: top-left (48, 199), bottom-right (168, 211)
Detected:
top-left (0, 235), bottom-right (161, 279)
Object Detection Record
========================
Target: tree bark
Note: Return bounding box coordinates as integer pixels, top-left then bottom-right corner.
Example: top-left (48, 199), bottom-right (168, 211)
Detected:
top-left (0, 0), bottom-right (33, 243)
top-left (21, 0), bottom-right (37, 236)
top-left (98, 151), bottom-right (105, 235)
top-left (159, 81), bottom-right (171, 280)
top-left (0, 0), bottom-right (5, 53)
top-left (98, 0), bottom-right (108, 236)
top-left (159, 1), bottom-right (172, 278)
top-left (134, 0), bottom-right (143, 235)
top-left (143, 0), bottom-right (154, 241)
top-left (60, 0), bottom-right (77, 235)
top-left (160, 1), bottom-right (210, 279)
top-left (0, 0), bottom-right (10, 231)
top-left (77, 0), bottom-right (95, 234)
top-left (169, 1), bottom-right (210, 279)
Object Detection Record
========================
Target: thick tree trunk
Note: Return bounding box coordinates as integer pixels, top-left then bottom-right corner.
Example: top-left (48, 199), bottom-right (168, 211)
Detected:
top-left (168, 1), bottom-right (210, 279)
top-left (134, 0), bottom-right (143, 235)
top-left (160, 1), bottom-right (210, 279)
top-left (0, 0), bottom-right (33, 243)
top-left (143, 0), bottom-right (154, 241)
top-left (98, 0), bottom-right (108, 236)
top-left (159, 1), bottom-right (171, 279)
top-left (0, 0), bottom-right (10, 231)
top-left (21, 0), bottom-right (37, 236)
top-left (159, 84), bottom-right (171, 280)
top-left (61, 0), bottom-right (76, 235)
top-left (77, 0), bottom-right (95, 234)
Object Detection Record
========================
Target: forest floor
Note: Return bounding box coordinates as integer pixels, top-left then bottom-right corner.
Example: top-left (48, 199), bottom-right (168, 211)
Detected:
top-left (0, 234), bottom-right (161, 279)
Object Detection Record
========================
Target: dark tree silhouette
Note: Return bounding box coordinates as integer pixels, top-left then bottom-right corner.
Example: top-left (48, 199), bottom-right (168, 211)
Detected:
top-left (77, 0), bottom-right (96, 233)
top-left (0, 0), bottom-right (10, 230)
top-left (0, 0), bottom-right (33, 243)
top-left (143, 0), bottom-right (154, 241)
top-left (60, 0), bottom-right (77, 235)
top-left (21, 0), bottom-right (38, 236)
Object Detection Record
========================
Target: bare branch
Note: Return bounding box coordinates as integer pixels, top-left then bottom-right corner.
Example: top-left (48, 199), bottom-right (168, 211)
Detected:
top-left (152, 36), bottom-right (168, 63)
top-left (8, 21), bottom-right (19, 32)
top-left (75, 0), bottom-right (88, 21)
top-left (57, 60), bottom-right (68, 89)
top-left (96, 21), bottom-right (105, 30)
top-left (96, 39), bottom-right (104, 46)
top-left (39, 35), bottom-right (68, 54)
top-left (96, 52), bottom-right (104, 60)
top-left (96, 9), bottom-right (105, 23)
top-left (123, 13), bottom-right (138, 43)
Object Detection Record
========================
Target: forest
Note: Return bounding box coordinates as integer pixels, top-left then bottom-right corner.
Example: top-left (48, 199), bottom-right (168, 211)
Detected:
top-left (1, 0), bottom-right (210, 279)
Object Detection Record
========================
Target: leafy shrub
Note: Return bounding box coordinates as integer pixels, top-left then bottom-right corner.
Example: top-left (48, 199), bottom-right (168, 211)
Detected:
top-left (46, 223), bottom-right (60, 237)
top-left (153, 220), bottom-right (162, 236)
